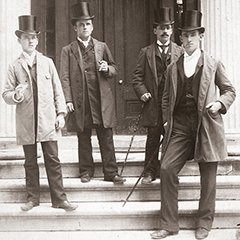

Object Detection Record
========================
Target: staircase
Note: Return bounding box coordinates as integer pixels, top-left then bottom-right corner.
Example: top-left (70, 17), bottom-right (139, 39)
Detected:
top-left (0, 135), bottom-right (240, 240)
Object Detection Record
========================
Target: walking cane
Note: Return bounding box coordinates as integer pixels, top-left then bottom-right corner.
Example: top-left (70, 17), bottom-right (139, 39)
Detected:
top-left (119, 105), bottom-right (144, 176)
top-left (122, 137), bottom-right (164, 207)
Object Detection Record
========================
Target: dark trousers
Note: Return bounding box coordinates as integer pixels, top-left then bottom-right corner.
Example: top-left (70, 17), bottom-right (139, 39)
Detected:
top-left (144, 126), bottom-right (162, 178)
top-left (159, 115), bottom-right (218, 232)
top-left (23, 141), bottom-right (67, 206)
top-left (77, 126), bottom-right (118, 179)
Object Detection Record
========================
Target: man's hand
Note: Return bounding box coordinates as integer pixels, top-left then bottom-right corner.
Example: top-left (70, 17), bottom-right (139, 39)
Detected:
top-left (55, 113), bottom-right (65, 130)
top-left (98, 60), bottom-right (109, 72)
top-left (140, 93), bottom-right (152, 102)
top-left (66, 102), bottom-right (74, 113)
top-left (206, 101), bottom-right (222, 115)
top-left (15, 84), bottom-right (27, 100)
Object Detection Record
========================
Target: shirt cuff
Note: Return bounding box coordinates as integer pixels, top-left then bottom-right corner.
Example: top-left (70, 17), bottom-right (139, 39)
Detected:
top-left (12, 93), bottom-right (24, 103)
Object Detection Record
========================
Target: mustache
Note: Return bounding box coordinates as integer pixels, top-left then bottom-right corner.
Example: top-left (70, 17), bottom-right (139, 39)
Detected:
top-left (161, 33), bottom-right (169, 37)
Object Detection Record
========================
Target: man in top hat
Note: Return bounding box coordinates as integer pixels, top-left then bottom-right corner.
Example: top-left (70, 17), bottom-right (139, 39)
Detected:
top-left (60, 2), bottom-right (126, 183)
top-left (150, 10), bottom-right (236, 239)
top-left (132, 7), bottom-right (182, 185)
top-left (2, 15), bottom-right (78, 211)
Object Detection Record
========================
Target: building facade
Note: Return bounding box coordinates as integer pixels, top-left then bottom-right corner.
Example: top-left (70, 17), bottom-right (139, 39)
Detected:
top-left (0, 0), bottom-right (239, 139)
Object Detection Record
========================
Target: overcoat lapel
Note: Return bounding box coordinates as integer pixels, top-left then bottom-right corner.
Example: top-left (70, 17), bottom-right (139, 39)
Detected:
top-left (71, 40), bottom-right (84, 74)
top-left (146, 44), bottom-right (158, 86)
top-left (197, 52), bottom-right (215, 115)
top-left (92, 38), bottom-right (102, 80)
top-left (175, 55), bottom-right (184, 107)
top-left (18, 54), bottom-right (31, 81)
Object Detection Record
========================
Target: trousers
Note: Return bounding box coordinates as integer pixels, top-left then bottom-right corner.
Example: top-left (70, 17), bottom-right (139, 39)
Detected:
top-left (23, 141), bottom-right (67, 206)
top-left (77, 126), bottom-right (118, 179)
top-left (144, 126), bottom-right (163, 178)
top-left (159, 113), bottom-right (218, 232)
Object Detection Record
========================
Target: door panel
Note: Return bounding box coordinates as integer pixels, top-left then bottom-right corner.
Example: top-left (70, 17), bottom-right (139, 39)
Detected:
top-left (114, 0), bottom-right (155, 134)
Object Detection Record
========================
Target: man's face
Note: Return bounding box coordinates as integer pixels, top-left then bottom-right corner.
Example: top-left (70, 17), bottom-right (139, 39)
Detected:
top-left (154, 24), bottom-right (173, 44)
top-left (74, 19), bottom-right (93, 41)
top-left (180, 30), bottom-right (203, 55)
top-left (18, 33), bottom-right (38, 55)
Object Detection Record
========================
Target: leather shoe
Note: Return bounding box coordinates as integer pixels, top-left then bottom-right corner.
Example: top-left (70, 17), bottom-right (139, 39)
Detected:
top-left (81, 174), bottom-right (91, 183)
top-left (105, 174), bottom-right (126, 183)
top-left (195, 227), bottom-right (209, 239)
top-left (141, 175), bottom-right (155, 185)
top-left (21, 201), bottom-right (39, 211)
top-left (150, 230), bottom-right (178, 239)
top-left (53, 201), bottom-right (78, 211)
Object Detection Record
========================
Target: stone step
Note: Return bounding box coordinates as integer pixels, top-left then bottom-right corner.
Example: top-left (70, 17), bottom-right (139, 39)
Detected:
top-left (0, 229), bottom-right (238, 240)
top-left (0, 176), bottom-right (240, 203)
top-left (0, 200), bottom-right (240, 231)
top-left (0, 153), bottom-right (240, 179)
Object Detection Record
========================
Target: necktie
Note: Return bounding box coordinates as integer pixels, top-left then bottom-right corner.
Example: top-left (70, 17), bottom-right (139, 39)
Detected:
top-left (159, 44), bottom-right (169, 54)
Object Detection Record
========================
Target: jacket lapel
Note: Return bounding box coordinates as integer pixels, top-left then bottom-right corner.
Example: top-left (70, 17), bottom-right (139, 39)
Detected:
top-left (18, 54), bottom-right (32, 80)
top-left (197, 51), bottom-right (215, 114)
top-left (146, 43), bottom-right (158, 85)
top-left (71, 40), bottom-right (84, 74)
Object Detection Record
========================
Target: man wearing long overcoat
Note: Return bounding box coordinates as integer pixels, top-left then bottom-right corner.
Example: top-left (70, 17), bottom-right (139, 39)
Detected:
top-left (2, 15), bottom-right (77, 212)
top-left (151, 11), bottom-right (236, 240)
top-left (60, 2), bottom-right (125, 183)
top-left (132, 7), bottom-right (182, 184)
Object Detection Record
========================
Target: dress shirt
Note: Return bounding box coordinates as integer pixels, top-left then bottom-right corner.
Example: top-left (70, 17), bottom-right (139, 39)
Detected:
top-left (157, 40), bottom-right (170, 54)
top-left (183, 48), bottom-right (201, 78)
top-left (77, 36), bottom-right (91, 48)
top-left (22, 51), bottom-right (36, 67)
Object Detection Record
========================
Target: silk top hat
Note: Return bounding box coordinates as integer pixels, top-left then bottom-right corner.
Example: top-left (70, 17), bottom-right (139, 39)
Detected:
top-left (15, 15), bottom-right (40, 38)
top-left (179, 10), bottom-right (205, 33)
top-left (153, 7), bottom-right (174, 26)
top-left (71, 2), bottom-right (94, 26)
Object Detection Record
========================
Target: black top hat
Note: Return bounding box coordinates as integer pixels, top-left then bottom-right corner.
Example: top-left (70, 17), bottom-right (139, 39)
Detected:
top-left (71, 2), bottom-right (94, 26)
top-left (179, 10), bottom-right (205, 33)
top-left (15, 15), bottom-right (40, 38)
top-left (153, 7), bottom-right (174, 26)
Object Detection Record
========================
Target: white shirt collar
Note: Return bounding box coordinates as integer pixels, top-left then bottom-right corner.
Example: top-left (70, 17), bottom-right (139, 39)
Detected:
top-left (22, 51), bottom-right (36, 67)
top-left (183, 48), bottom-right (201, 78)
top-left (157, 40), bottom-right (170, 46)
top-left (157, 40), bottom-right (170, 53)
top-left (77, 36), bottom-right (91, 48)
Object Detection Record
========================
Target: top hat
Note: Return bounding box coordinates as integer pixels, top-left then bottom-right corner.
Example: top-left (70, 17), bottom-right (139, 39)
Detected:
top-left (71, 2), bottom-right (94, 26)
top-left (15, 15), bottom-right (40, 38)
top-left (153, 7), bottom-right (174, 26)
top-left (178, 10), bottom-right (205, 33)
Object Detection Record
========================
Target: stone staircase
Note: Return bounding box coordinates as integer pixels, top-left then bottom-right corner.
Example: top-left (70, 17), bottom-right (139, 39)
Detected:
top-left (0, 135), bottom-right (240, 239)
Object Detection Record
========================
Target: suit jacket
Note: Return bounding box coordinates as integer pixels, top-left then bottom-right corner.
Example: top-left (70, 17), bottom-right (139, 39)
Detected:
top-left (60, 38), bottom-right (118, 132)
top-left (132, 41), bottom-right (183, 127)
top-left (162, 50), bottom-right (236, 162)
top-left (2, 51), bottom-right (66, 145)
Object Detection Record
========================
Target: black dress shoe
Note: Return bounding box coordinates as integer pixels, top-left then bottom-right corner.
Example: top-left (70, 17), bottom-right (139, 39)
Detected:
top-left (21, 201), bottom-right (39, 211)
top-left (195, 227), bottom-right (209, 239)
top-left (105, 175), bottom-right (126, 183)
top-left (150, 230), bottom-right (178, 239)
top-left (53, 201), bottom-right (78, 211)
top-left (141, 175), bottom-right (155, 185)
top-left (81, 174), bottom-right (91, 183)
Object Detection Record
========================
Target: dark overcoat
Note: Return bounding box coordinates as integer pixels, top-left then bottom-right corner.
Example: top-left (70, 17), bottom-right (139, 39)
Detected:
top-left (132, 42), bottom-right (183, 127)
top-left (162, 51), bottom-right (236, 162)
top-left (60, 38), bottom-right (117, 132)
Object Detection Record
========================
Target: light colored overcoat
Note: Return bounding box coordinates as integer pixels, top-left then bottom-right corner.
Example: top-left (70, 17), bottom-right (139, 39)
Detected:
top-left (132, 42), bottom-right (183, 127)
top-left (60, 38), bottom-right (117, 132)
top-left (2, 51), bottom-right (66, 145)
top-left (162, 51), bottom-right (236, 162)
